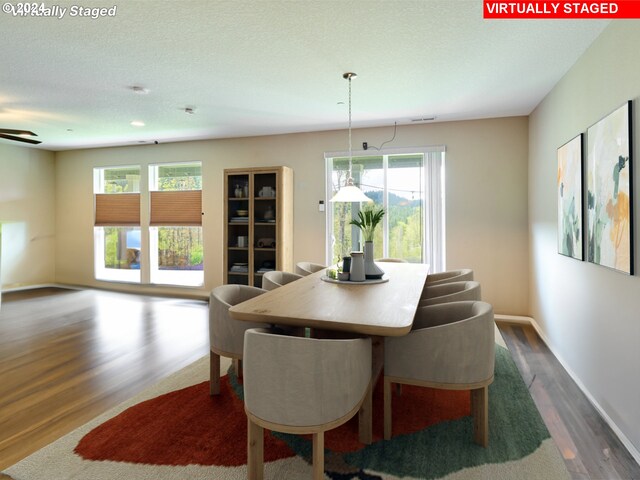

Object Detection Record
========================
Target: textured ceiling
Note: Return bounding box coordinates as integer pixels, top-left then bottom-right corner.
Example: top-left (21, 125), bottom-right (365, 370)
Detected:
top-left (0, 0), bottom-right (608, 151)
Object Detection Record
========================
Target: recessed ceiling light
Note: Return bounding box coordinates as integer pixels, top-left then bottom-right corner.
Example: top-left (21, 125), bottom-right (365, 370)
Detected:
top-left (130, 120), bottom-right (145, 127)
top-left (131, 86), bottom-right (149, 94)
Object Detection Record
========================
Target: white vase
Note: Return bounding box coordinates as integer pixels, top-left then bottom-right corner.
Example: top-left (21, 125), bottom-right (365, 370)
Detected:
top-left (349, 251), bottom-right (365, 282)
top-left (363, 242), bottom-right (384, 279)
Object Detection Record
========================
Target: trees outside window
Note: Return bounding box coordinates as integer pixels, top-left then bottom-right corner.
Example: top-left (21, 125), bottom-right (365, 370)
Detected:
top-left (149, 163), bottom-right (203, 287)
top-left (94, 166), bottom-right (141, 283)
top-left (326, 148), bottom-right (445, 271)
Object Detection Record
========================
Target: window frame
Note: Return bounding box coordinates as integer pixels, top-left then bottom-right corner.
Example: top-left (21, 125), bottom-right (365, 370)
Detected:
top-left (148, 161), bottom-right (204, 287)
top-left (92, 162), bottom-right (205, 288)
top-left (93, 165), bottom-right (142, 284)
top-left (324, 146), bottom-right (446, 271)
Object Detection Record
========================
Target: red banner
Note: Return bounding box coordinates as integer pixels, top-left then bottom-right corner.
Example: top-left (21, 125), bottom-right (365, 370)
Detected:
top-left (484, 1), bottom-right (640, 18)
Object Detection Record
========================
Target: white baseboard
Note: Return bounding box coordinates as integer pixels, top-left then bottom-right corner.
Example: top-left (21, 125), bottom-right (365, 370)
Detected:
top-left (2, 283), bottom-right (74, 292)
top-left (2, 282), bottom-right (208, 300)
top-left (496, 313), bottom-right (640, 466)
top-left (495, 313), bottom-right (532, 324)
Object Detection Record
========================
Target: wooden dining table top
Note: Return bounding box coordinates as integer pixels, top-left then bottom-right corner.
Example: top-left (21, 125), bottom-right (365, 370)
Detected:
top-left (229, 262), bottom-right (430, 336)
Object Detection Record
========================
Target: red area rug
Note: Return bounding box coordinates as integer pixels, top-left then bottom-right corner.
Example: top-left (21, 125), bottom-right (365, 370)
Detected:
top-left (74, 371), bottom-right (469, 466)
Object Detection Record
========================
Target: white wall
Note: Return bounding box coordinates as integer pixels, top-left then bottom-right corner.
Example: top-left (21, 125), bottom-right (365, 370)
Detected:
top-left (55, 116), bottom-right (529, 313)
top-left (529, 21), bottom-right (640, 459)
top-left (0, 144), bottom-right (56, 290)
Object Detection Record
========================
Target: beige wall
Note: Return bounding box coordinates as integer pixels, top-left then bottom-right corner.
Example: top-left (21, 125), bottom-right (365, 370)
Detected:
top-left (0, 144), bottom-right (56, 289)
top-left (529, 21), bottom-right (640, 459)
top-left (54, 117), bottom-right (529, 313)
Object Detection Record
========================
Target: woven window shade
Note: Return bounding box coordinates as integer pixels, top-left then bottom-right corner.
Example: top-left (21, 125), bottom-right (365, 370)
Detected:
top-left (150, 190), bottom-right (202, 226)
top-left (94, 193), bottom-right (140, 226)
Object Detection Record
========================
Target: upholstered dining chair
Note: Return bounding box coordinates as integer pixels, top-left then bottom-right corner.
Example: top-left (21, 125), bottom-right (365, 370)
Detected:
top-left (208, 285), bottom-right (267, 396)
top-left (261, 270), bottom-right (303, 291)
top-left (295, 261), bottom-right (326, 276)
top-left (375, 258), bottom-right (408, 263)
top-left (425, 268), bottom-right (474, 286)
top-left (243, 328), bottom-right (371, 480)
top-left (384, 301), bottom-right (495, 446)
top-left (420, 281), bottom-right (481, 306)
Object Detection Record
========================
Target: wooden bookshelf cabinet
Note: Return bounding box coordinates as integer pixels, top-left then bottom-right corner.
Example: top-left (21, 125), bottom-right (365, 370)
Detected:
top-left (223, 166), bottom-right (293, 287)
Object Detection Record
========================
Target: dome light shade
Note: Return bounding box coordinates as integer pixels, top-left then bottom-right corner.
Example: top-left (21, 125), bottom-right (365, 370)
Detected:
top-left (330, 184), bottom-right (372, 203)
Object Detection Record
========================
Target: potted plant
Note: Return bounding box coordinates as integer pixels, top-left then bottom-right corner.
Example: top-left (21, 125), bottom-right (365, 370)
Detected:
top-left (350, 205), bottom-right (385, 279)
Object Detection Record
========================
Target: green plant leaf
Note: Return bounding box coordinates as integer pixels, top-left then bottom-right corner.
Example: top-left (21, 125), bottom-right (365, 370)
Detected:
top-left (349, 206), bottom-right (385, 242)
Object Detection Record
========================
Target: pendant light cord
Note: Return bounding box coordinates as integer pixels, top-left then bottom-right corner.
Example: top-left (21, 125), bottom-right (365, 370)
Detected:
top-left (330, 72), bottom-right (372, 204)
top-left (348, 74), bottom-right (353, 184)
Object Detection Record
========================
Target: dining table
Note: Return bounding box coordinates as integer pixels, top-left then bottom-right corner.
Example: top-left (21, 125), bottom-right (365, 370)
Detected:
top-left (229, 261), bottom-right (430, 445)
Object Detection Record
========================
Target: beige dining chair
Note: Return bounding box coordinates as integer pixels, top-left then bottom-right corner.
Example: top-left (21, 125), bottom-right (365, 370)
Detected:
top-left (208, 285), bottom-right (267, 395)
top-left (420, 281), bottom-right (481, 306)
top-left (295, 261), bottom-right (326, 276)
top-left (375, 258), bottom-right (408, 263)
top-left (425, 268), bottom-right (474, 286)
top-left (243, 328), bottom-right (371, 480)
top-left (261, 270), bottom-right (303, 291)
top-left (384, 301), bottom-right (495, 446)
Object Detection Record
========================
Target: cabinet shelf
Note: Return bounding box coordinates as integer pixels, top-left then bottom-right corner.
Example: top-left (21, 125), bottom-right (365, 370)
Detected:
top-left (224, 167), bottom-right (293, 286)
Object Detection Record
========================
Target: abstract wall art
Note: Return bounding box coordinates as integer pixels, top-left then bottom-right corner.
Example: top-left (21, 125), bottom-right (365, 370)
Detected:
top-left (557, 134), bottom-right (583, 260)
top-left (587, 101), bottom-right (633, 274)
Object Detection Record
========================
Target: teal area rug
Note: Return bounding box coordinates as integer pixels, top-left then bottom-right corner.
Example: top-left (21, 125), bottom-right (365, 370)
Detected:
top-left (262, 347), bottom-right (556, 479)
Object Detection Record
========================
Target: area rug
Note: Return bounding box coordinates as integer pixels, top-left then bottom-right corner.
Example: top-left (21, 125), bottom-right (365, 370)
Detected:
top-left (4, 345), bottom-right (569, 480)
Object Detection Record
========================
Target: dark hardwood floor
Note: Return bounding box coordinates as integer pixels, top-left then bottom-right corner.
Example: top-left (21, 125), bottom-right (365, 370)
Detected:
top-left (0, 289), bottom-right (638, 479)
top-left (0, 287), bottom-right (209, 471)
top-left (497, 322), bottom-right (640, 480)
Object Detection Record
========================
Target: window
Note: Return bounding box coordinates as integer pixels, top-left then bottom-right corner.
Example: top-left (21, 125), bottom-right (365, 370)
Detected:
top-left (325, 147), bottom-right (445, 271)
top-left (149, 162), bottom-right (203, 287)
top-left (94, 166), bottom-right (141, 283)
top-left (93, 162), bottom-right (203, 287)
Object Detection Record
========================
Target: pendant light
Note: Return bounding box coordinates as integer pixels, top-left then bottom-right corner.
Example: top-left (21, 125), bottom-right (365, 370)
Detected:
top-left (330, 72), bottom-right (372, 203)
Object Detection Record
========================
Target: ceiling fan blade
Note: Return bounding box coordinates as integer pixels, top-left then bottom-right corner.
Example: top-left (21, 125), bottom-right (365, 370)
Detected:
top-left (0, 128), bottom-right (38, 136)
top-left (0, 133), bottom-right (42, 145)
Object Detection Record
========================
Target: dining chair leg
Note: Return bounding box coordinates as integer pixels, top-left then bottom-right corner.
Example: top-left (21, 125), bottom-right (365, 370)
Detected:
top-left (234, 358), bottom-right (243, 379)
top-left (247, 419), bottom-right (264, 480)
top-left (384, 377), bottom-right (392, 440)
top-left (312, 431), bottom-right (324, 480)
top-left (358, 385), bottom-right (373, 445)
top-left (210, 350), bottom-right (220, 395)
top-left (471, 386), bottom-right (489, 447)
